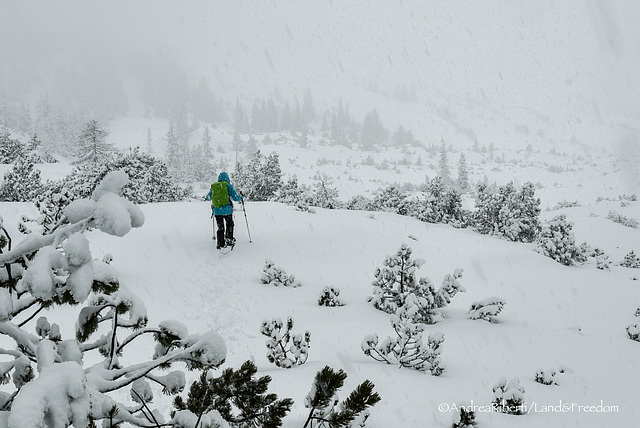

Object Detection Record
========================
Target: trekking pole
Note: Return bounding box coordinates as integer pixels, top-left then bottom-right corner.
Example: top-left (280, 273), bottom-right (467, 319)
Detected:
top-left (241, 198), bottom-right (252, 243)
top-left (211, 212), bottom-right (216, 241)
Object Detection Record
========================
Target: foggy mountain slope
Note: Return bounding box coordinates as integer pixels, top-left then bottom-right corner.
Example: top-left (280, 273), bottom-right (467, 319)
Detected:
top-left (1, 0), bottom-right (639, 151)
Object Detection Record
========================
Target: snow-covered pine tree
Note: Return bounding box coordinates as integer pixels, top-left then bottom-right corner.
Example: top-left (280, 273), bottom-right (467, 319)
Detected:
top-left (369, 185), bottom-right (411, 215)
top-left (302, 87), bottom-right (316, 123)
top-left (303, 366), bottom-right (381, 428)
top-left (260, 317), bottom-right (310, 368)
top-left (318, 286), bottom-right (346, 307)
top-left (233, 99), bottom-right (249, 134)
top-left (626, 324), bottom-right (640, 342)
top-left (165, 121), bottom-right (182, 178)
top-left (369, 244), bottom-right (424, 314)
top-left (411, 176), bottom-right (467, 226)
top-left (233, 150), bottom-right (283, 201)
top-left (535, 369), bottom-right (559, 386)
top-left (76, 119), bottom-right (113, 166)
top-left (360, 109), bottom-right (387, 150)
top-left (261, 259), bottom-right (301, 287)
top-left (24, 133), bottom-right (56, 164)
top-left (592, 248), bottom-right (611, 270)
top-left (473, 181), bottom-right (540, 242)
top-left (275, 175), bottom-right (305, 205)
top-left (362, 314), bottom-right (445, 375)
top-left (345, 194), bottom-right (372, 211)
top-left (438, 140), bottom-right (453, 189)
top-left (0, 128), bottom-right (24, 164)
top-left (0, 155), bottom-right (42, 202)
top-left (172, 361), bottom-right (293, 427)
top-left (261, 152), bottom-right (283, 200)
top-left (369, 244), bottom-right (465, 323)
top-left (492, 378), bottom-right (526, 415)
top-left (620, 250), bottom-right (640, 268)
top-left (467, 297), bottom-right (506, 323)
top-left (456, 152), bottom-right (470, 194)
top-left (535, 214), bottom-right (587, 266)
top-left (246, 134), bottom-right (259, 154)
top-left (0, 171), bottom-right (226, 427)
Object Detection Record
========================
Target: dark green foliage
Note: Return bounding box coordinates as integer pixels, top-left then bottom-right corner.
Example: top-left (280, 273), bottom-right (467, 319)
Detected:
top-left (154, 325), bottom-right (184, 348)
top-left (173, 361), bottom-right (293, 428)
top-left (172, 371), bottom-right (216, 419)
top-left (76, 306), bottom-right (101, 343)
top-left (105, 405), bottom-right (124, 428)
top-left (303, 366), bottom-right (381, 428)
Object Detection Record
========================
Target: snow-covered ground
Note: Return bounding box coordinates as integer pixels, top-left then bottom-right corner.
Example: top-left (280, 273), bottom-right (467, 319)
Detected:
top-left (3, 195), bottom-right (639, 427)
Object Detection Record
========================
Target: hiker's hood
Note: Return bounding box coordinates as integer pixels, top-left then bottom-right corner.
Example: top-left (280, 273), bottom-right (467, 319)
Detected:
top-left (218, 172), bottom-right (230, 183)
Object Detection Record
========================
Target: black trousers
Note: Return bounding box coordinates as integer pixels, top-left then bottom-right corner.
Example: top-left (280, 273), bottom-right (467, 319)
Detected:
top-left (215, 214), bottom-right (234, 244)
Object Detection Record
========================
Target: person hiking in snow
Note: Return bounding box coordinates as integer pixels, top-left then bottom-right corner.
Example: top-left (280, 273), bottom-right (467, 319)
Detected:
top-left (206, 172), bottom-right (243, 249)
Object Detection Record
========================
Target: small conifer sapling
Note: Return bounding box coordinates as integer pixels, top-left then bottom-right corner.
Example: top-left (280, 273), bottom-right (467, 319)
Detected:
top-left (303, 365), bottom-right (381, 428)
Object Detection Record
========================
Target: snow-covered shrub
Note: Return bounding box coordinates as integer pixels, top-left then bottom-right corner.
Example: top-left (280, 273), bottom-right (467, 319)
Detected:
top-left (369, 244), bottom-right (424, 314)
top-left (318, 286), bottom-right (346, 307)
top-left (535, 214), bottom-right (588, 266)
top-left (303, 365), bottom-right (381, 428)
top-left (362, 315), bottom-right (445, 375)
top-left (275, 175), bottom-right (305, 205)
top-left (369, 184), bottom-right (413, 215)
top-left (535, 369), bottom-right (559, 386)
top-left (412, 176), bottom-right (467, 226)
top-left (345, 194), bottom-right (372, 211)
top-left (261, 260), bottom-right (302, 287)
top-left (607, 210), bottom-right (639, 228)
top-left (172, 360), bottom-right (294, 427)
top-left (274, 172), bottom-right (341, 209)
top-left (295, 202), bottom-right (315, 213)
top-left (451, 403), bottom-right (477, 428)
top-left (0, 171), bottom-right (227, 427)
top-left (0, 155), bottom-right (42, 202)
top-left (473, 181), bottom-right (541, 242)
top-left (260, 317), bottom-right (310, 368)
top-left (310, 172), bottom-right (342, 209)
top-left (620, 250), bottom-right (640, 268)
top-left (368, 244), bottom-right (465, 324)
top-left (492, 377), bottom-right (526, 415)
top-left (467, 297), bottom-right (506, 323)
top-left (548, 200), bottom-right (580, 210)
top-left (591, 248), bottom-right (611, 270)
top-left (626, 324), bottom-right (640, 342)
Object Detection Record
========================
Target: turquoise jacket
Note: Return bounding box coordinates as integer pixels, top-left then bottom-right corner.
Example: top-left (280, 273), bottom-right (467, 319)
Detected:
top-left (206, 172), bottom-right (243, 216)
